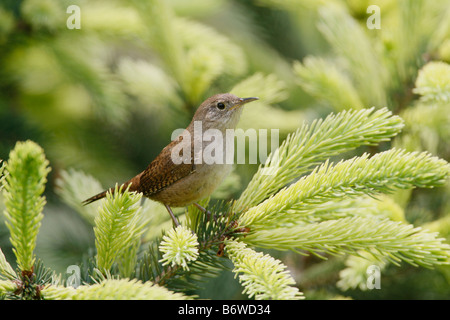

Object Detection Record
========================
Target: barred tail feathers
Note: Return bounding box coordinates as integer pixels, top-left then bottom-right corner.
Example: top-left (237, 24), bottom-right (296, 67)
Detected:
top-left (82, 175), bottom-right (141, 205)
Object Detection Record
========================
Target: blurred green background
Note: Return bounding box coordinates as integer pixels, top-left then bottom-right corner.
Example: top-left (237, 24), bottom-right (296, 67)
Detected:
top-left (0, 0), bottom-right (449, 299)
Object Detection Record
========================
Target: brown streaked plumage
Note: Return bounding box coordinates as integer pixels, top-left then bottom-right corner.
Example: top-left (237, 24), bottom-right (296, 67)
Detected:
top-left (83, 93), bottom-right (258, 226)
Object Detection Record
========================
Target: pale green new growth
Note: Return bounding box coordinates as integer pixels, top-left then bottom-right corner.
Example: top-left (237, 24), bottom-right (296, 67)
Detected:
top-left (0, 280), bottom-right (17, 296)
top-left (244, 216), bottom-right (450, 268)
top-left (94, 185), bottom-right (149, 277)
top-left (41, 279), bottom-right (189, 300)
top-left (132, 0), bottom-right (246, 106)
top-left (55, 168), bottom-right (104, 224)
top-left (231, 73), bottom-right (301, 133)
top-left (0, 248), bottom-right (16, 280)
top-left (226, 239), bottom-right (304, 300)
top-left (239, 148), bottom-right (449, 228)
top-left (133, 0), bottom-right (184, 86)
top-left (236, 108), bottom-right (404, 211)
top-left (1, 0), bottom-right (450, 301)
top-left (176, 18), bottom-right (246, 103)
top-left (159, 225), bottom-right (199, 270)
top-left (318, 5), bottom-right (386, 107)
top-left (118, 58), bottom-right (181, 111)
top-left (337, 252), bottom-right (387, 291)
top-left (39, 284), bottom-right (76, 300)
top-left (231, 72), bottom-right (288, 106)
top-left (392, 0), bottom-right (446, 86)
top-left (293, 57), bottom-right (364, 110)
top-left (413, 61), bottom-right (450, 103)
top-left (175, 18), bottom-right (246, 78)
top-left (2, 140), bottom-right (50, 271)
top-left (297, 195), bottom-right (405, 223)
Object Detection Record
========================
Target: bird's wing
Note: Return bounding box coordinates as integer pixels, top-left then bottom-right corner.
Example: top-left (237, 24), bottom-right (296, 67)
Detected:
top-left (138, 136), bottom-right (196, 196)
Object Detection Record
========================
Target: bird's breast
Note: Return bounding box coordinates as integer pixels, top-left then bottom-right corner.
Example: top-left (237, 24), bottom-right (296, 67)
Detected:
top-left (149, 162), bottom-right (232, 207)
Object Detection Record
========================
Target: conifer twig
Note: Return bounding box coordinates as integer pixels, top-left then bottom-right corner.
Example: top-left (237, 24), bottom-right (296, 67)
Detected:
top-left (239, 148), bottom-right (449, 228)
top-left (2, 141), bottom-right (50, 272)
top-left (94, 185), bottom-right (149, 277)
top-left (41, 279), bottom-right (190, 300)
top-left (236, 108), bottom-right (404, 211)
top-left (226, 239), bottom-right (303, 300)
top-left (243, 216), bottom-right (450, 268)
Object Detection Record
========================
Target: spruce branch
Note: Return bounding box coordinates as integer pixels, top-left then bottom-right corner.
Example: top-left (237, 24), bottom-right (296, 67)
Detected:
top-left (231, 73), bottom-right (288, 107)
top-left (138, 204), bottom-right (235, 291)
top-left (131, 0), bottom-right (249, 107)
top-left (39, 285), bottom-right (76, 300)
top-left (131, 0), bottom-right (185, 84)
top-left (236, 107), bottom-right (404, 211)
top-left (297, 195), bottom-right (405, 223)
top-left (139, 202), bottom-right (238, 291)
top-left (390, 0), bottom-right (445, 87)
top-left (49, 38), bottom-right (128, 125)
top-left (41, 279), bottom-right (190, 300)
top-left (293, 57), bottom-right (364, 111)
top-left (0, 248), bottom-right (16, 280)
top-left (239, 148), bottom-right (449, 228)
top-left (118, 58), bottom-right (182, 112)
top-left (0, 280), bottom-right (18, 298)
top-left (337, 252), bottom-right (387, 291)
top-left (55, 168), bottom-right (104, 224)
top-left (94, 185), bottom-right (149, 277)
top-left (2, 140), bottom-right (50, 272)
top-left (176, 18), bottom-right (246, 103)
top-left (317, 4), bottom-right (387, 106)
top-left (231, 73), bottom-right (300, 133)
top-left (143, 244), bottom-right (224, 292)
top-left (225, 239), bottom-right (303, 300)
top-left (2, 259), bottom-right (55, 300)
top-left (175, 18), bottom-right (247, 78)
top-left (243, 216), bottom-right (450, 268)
top-left (182, 45), bottom-right (224, 104)
top-left (159, 225), bottom-right (199, 271)
top-left (400, 103), bottom-right (450, 138)
top-left (413, 61), bottom-right (450, 103)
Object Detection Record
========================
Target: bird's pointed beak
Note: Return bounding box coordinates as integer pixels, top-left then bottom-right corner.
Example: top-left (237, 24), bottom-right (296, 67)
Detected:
top-left (240, 97), bottom-right (259, 104)
top-left (231, 97), bottom-right (259, 110)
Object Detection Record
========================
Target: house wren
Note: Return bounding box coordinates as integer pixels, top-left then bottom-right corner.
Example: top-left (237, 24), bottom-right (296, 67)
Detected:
top-left (83, 93), bottom-right (258, 226)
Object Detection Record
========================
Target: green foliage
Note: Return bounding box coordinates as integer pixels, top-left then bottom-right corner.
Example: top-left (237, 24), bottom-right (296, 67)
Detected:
top-left (2, 141), bottom-right (50, 272)
top-left (239, 148), bottom-right (449, 228)
top-left (226, 239), bottom-right (303, 300)
top-left (317, 4), bottom-right (387, 107)
top-left (0, 279), bottom-right (17, 299)
top-left (293, 57), bottom-right (364, 111)
top-left (3, 103), bottom-right (450, 299)
top-left (1, 0), bottom-right (450, 300)
top-left (159, 225), bottom-right (199, 270)
top-left (94, 185), bottom-right (148, 278)
top-left (413, 61), bottom-right (450, 103)
top-left (236, 107), bottom-right (404, 211)
top-left (244, 216), bottom-right (450, 267)
top-left (337, 252), bottom-right (387, 291)
top-left (41, 278), bottom-right (190, 300)
top-left (54, 168), bottom-right (103, 224)
top-left (0, 248), bottom-right (16, 280)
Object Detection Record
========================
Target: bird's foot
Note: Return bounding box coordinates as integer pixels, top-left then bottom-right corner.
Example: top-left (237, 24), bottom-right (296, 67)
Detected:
top-left (164, 204), bottom-right (180, 227)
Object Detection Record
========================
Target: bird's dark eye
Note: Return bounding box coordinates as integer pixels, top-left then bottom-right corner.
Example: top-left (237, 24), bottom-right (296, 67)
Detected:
top-left (217, 102), bottom-right (225, 110)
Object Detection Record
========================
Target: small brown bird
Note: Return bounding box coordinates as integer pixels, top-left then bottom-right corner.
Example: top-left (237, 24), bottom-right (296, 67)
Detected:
top-left (83, 93), bottom-right (258, 226)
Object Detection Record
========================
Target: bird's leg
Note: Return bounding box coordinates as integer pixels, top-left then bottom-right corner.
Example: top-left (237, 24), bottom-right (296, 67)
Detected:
top-left (193, 202), bottom-right (216, 222)
top-left (165, 204), bottom-right (180, 227)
